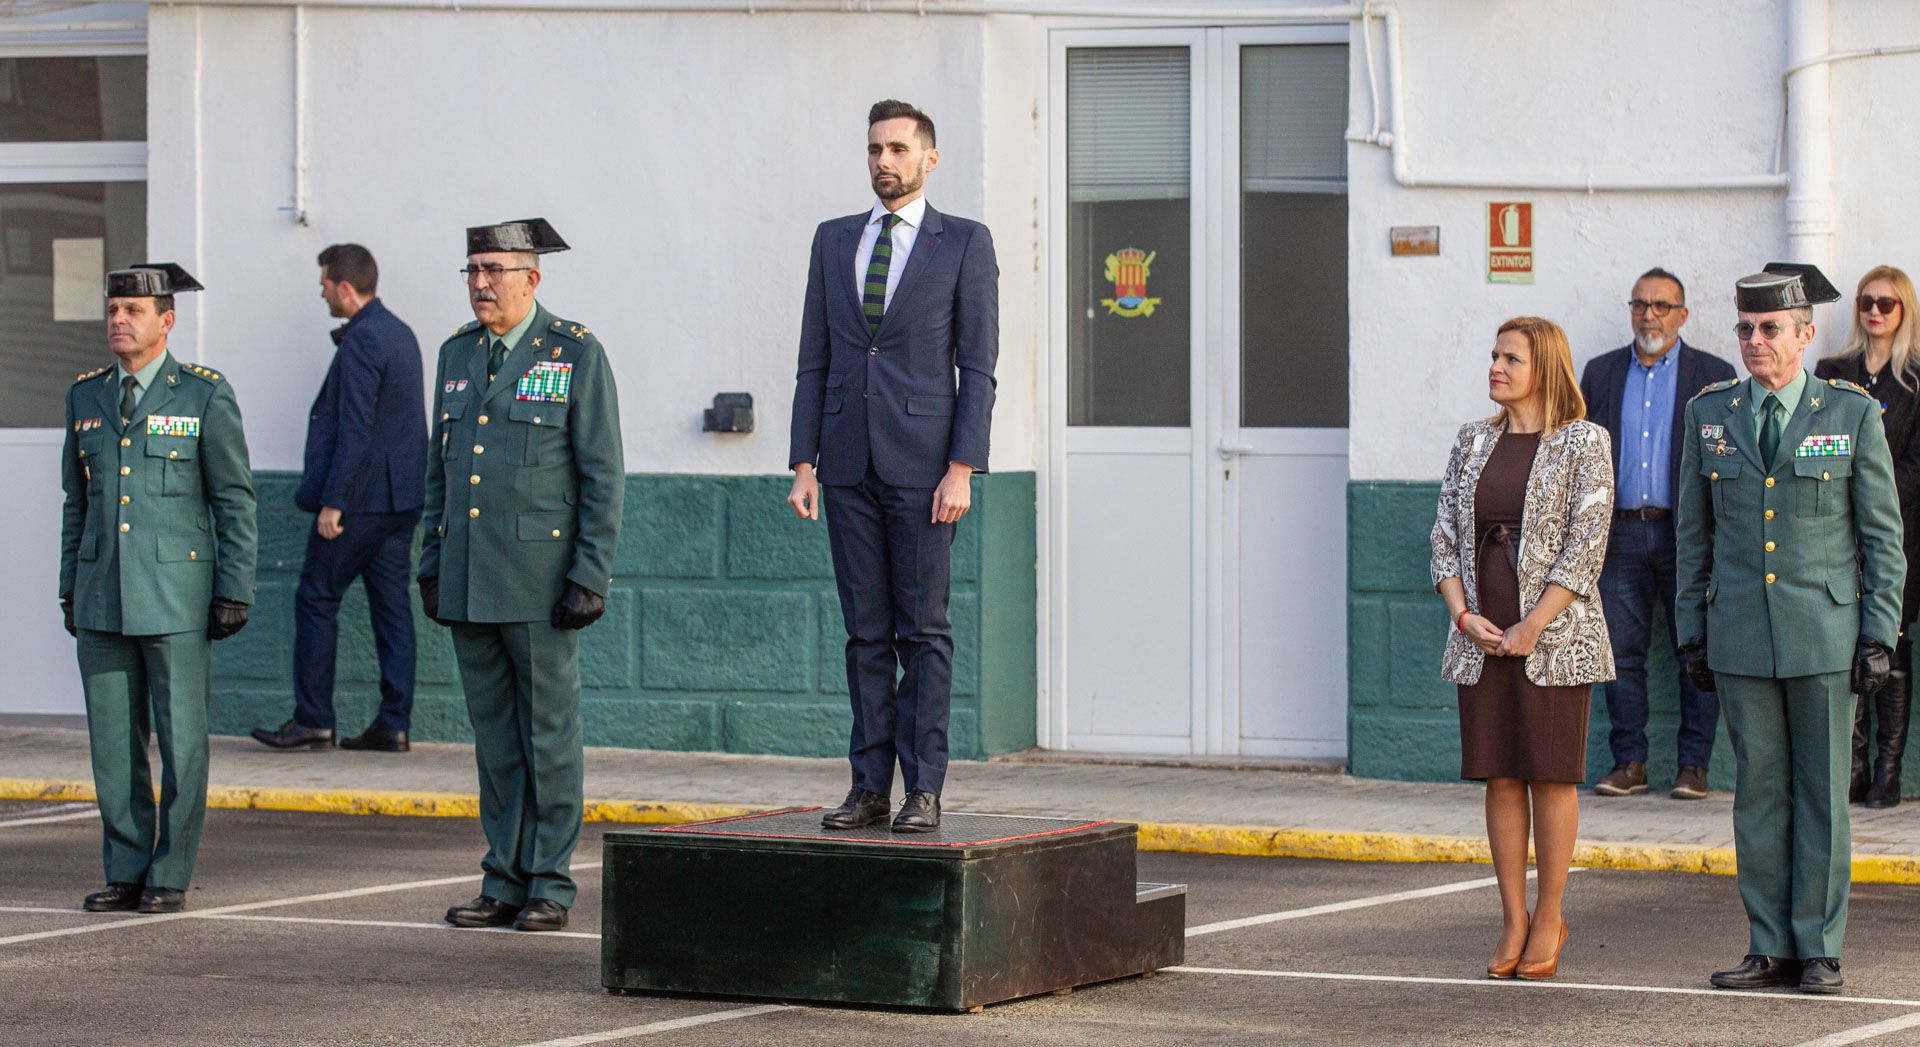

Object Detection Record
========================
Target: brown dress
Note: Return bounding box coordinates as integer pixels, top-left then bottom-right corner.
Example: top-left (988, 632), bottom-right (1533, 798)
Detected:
top-left (1458, 430), bottom-right (1592, 783)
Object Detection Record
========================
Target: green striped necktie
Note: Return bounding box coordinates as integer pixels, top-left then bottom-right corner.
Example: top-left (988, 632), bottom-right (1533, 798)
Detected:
top-left (863, 213), bottom-right (901, 334)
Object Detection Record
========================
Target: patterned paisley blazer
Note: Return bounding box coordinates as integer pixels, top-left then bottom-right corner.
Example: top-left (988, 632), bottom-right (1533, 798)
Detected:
top-left (1430, 419), bottom-right (1617, 687)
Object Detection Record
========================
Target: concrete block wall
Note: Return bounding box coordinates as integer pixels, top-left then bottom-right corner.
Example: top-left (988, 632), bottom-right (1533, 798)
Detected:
top-left (211, 471), bottom-right (1039, 760)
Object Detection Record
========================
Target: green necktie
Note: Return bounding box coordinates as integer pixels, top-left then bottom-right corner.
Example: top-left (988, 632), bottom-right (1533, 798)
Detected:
top-left (1760, 393), bottom-right (1782, 465)
top-left (488, 338), bottom-right (508, 384)
top-left (863, 213), bottom-right (901, 334)
top-left (119, 376), bottom-right (139, 425)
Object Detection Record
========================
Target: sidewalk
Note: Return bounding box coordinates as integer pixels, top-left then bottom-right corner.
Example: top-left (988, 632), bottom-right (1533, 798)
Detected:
top-left (7, 724), bottom-right (1920, 881)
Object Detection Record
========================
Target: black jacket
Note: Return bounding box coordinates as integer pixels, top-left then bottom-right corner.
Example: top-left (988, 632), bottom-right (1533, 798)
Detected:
top-left (296, 298), bottom-right (427, 515)
top-left (1815, 352), bottom-right (1920, 622)
top-left (1579, 339), bottom-right (1738, 509)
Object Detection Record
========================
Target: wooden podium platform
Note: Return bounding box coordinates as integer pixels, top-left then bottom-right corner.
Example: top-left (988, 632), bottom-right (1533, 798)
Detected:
top-left (601, 808), bottom-right (1185, 1011)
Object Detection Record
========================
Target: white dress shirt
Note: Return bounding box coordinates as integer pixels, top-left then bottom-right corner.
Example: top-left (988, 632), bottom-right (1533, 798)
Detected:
top-left (852, 195), bottom-right (928, 312)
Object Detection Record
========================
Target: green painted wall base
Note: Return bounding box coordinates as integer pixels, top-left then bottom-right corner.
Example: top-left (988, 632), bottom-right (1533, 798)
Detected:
top-left (211, 471), bottom-right (1038, 761)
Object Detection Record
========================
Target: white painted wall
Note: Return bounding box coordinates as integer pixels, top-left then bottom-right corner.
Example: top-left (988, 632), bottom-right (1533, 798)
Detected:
top-left (145, 4), bottom-right (1042, 476)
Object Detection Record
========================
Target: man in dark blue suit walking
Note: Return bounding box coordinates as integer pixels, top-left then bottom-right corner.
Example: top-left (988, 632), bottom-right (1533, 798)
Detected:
top-left (788, 100), bottom-right (998, 833)
top-left (1579, 267), bottom-right (1736, 798)
top-left (254, 244), bottom-right (427, 752)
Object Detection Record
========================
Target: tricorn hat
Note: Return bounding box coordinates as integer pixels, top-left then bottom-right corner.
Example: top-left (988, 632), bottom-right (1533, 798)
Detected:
top-left (1735, 262), bottom-right (1842, 313)
top-left (105, 262), bottom-right (204, 299)
top-left (466, 218), bottom-right (570, 256)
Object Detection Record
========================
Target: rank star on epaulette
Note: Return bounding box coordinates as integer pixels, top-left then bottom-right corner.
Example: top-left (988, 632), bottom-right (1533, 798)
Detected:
top-left (1810, 397), bottom-right (1820, 408)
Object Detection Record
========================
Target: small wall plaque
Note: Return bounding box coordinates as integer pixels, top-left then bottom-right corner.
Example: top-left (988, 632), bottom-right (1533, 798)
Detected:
top-left (1390, 226), bottom-right (1440, 256)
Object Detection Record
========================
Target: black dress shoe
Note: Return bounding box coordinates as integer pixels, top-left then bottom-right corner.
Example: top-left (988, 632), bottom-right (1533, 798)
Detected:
top-left (1800, 957), bottom-right (1844, 994)
top-left (250, 720), bottom-right (334, 750)
top-left (136, 887), bottom-right (185, 914)
top-left (339, 724), bottom-right (410, 752)
top-left (821, 788), bottom-right (890, 830)
top-left (1710, 954), bottom-right (1801, 989)
top-left (445, 895), bottom-right (520, 928)
top-left (892, 790), bottom-right (941, 833)
top-left (513, 898), bottom-right (569, 932)
top-left (83, 882), bottom-right (141, 912)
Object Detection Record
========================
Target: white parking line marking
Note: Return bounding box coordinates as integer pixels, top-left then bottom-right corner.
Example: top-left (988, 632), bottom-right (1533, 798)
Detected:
top-left (0, 860), bottom-right (601, 947)
top-left (1172, 966), bottom-right (1920, 1008)
top-left (0, 804), bottom-right (96, 827)
top-left (1186, 869), bottom-right (1557, 938)
top-left (1792, 1012), bottom-right (1920, 1045)
top-left (510, 1005), bottom-right (792, 1046)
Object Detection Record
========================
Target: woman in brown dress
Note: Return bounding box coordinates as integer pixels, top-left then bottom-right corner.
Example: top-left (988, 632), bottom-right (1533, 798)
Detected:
top-left (1430, 317), bottom-right (1617, 981)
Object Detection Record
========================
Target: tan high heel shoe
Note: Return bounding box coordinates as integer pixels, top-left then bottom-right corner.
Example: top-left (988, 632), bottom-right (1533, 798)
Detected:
top-left (1515, 920), bottom-right (1569, 981)
top-left (1487, 917), bottom-right (1529, 979)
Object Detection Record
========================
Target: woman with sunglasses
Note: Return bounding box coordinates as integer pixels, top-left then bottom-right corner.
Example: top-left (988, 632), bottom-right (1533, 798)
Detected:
top-left (1815, 266), bottom-right (1920, 807)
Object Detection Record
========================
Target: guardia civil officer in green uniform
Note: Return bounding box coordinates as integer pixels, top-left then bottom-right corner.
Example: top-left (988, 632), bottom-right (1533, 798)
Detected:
top-left (419, 219), bottom-right (623, 932)
top-left (60, 263), bottom-right (257, 915)
top-left (1677, 263), bottom-right (1905, 995)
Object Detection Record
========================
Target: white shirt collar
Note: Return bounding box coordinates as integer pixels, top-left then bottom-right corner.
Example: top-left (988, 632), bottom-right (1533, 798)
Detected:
top-left (867, 195), bottom-right (928, 229)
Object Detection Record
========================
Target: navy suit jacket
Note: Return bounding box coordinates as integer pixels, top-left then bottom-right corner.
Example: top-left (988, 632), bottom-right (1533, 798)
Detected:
top-left (1578, 339), bottom-right (1737, 509)
top-left (789, 203), bottom-right (999, 488)
top-left (296, 298), bottom-right (427, 515)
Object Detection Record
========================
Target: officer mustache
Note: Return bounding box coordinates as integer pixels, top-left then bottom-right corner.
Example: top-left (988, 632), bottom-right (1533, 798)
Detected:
top-left (471, 289), bottom-right (500, 304)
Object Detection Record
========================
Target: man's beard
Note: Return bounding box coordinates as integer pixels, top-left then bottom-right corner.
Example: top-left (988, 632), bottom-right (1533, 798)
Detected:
top-left (872, 166), bottom-right (924, 201)
top-left (1635, 330), bottom-right (1671, 355)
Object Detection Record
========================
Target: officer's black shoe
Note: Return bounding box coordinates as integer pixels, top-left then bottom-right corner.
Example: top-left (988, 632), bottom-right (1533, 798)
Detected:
top-left (136, 887), bottom-right (185, 914)
top-left (513, 898), bottom-right (569, 932)
top-left (82, 882), bottom-right (141, 912)
top-left (339, 725), bottom-right (410, 753)
top-left (445, 895), bottom-right (520, 928)
top-left (892, 790), bottom-right (941, 834)
top-left (1800, 957), bottom-right (1844, 994)
top-left (820, 788), bottom-right (890, 830)
top-left (1710, 954), bottom-right (1801, 989)
top-left (250, 720), bottom-right (334, 750)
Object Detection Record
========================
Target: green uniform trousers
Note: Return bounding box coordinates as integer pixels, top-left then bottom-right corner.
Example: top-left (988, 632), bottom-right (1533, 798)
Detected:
top-left (1718, 671), bottom-right (1853, 959)
top-left (76, 628), bottom-right (211, 891)
top-left (450, 620), bottom-right (583, 907)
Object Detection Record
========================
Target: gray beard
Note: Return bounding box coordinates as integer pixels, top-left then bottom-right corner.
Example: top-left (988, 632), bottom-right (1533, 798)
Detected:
top-left (1635, 331), bottom-right (1672, 356)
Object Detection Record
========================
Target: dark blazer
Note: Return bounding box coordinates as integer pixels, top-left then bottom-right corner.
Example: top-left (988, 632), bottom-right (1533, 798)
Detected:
top-left (1578, 339), bottom-right (1736, 508)
top-left (1815, 352), bottom-right (1920, 621)
top-left (296, 298), bottom-right (427, 515)
top-left (788, 204), bottom-right (998, 488)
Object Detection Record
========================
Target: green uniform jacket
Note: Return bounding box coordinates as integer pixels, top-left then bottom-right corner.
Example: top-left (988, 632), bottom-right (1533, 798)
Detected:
top-left (418, 303), bottom-right (624, 623)
top-left (59, 355), bottom-right (258, 635)
top-left (1676, 371), bottom-right (1906, 677)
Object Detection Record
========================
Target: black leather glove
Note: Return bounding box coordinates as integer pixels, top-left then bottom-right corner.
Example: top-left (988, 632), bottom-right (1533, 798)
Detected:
top-left (1680, 636), bottom-right (1716, 694)
top-left (60, 591), bottom-right (75, 638)
top-left (418, 576), bottom-right (445, 626)
top-left (208, 598), bottom-right (249, 641)
top-left (1853, 639), bottom-right (1895, 696)
top-left (551, 581), bottom-right (605, 630)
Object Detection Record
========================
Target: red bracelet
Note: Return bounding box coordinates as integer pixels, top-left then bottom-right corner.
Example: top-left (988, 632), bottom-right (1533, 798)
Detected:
top-left (1455, 609), bottom-right (1471, 633)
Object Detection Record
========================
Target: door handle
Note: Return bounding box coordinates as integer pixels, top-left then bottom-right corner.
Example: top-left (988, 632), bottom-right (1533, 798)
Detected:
top-left (1218, 440), bottom-right (1255, 460)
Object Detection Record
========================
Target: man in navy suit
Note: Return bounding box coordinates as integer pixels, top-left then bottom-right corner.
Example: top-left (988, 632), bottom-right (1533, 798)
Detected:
top-left (787, 100), bottom-right (998, 833)
top-left (254, 244), bottom-right (426, 752)
top-left (1579, 268), bottom-right (1736, 798)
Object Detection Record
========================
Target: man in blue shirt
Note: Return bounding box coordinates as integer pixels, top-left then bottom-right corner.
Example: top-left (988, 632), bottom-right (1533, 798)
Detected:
top-left (1578, 268), bottom-right (1737, 799)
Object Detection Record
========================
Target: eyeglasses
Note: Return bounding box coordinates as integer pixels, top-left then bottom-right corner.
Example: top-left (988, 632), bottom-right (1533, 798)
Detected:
top-left (1859, 295), bottom-right (1902, 316)
top-left (1734, 320), bottom-right (1796, 341)
top-left (459, 264), bottom-right (533, 284)
top-left (1629, 299), bottom-right (1683, 317)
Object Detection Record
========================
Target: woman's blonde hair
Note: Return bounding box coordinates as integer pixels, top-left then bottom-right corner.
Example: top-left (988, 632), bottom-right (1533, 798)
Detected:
top-left (1491, 316), bottom-right (1586, 432)
top-left (1835, 265), bottom-right (1920, 390)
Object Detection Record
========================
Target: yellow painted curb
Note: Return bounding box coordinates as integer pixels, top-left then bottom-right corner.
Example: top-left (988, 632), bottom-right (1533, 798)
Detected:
top-left (6, 777), bottom-right (1919, 883)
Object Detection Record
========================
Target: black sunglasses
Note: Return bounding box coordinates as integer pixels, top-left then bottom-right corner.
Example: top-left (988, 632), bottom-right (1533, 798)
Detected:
top-left (1859, 295), bottom-right (1902, 315)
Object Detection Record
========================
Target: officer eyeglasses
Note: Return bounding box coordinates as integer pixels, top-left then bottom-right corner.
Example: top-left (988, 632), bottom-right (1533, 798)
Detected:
top-left (1859, 295), bottom-right (1902, 316)
top-left (1734, 320), bottom-right (1794, 341)
top-left (1629, 299), bottom-right (1683, 317)
top-left (460, 264), bottom-right (533, 284)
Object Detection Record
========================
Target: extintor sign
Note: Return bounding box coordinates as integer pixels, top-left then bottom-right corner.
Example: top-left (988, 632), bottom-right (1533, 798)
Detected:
top-left (1486, 201), bottom-right (1533, 284)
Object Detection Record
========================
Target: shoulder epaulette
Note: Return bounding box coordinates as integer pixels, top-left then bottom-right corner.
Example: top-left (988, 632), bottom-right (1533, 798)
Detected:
top-left (73, 366), bottom-right (110, 384)
top-left (450, 320), bottom-right (482, 338)
top-left (546, 317), bottom-right (593, 345)
top-left (181, 363), bottom-right (223, 383)
top-left (1826, 377), bottom-right (1874, 398)
top-left (1690, 378), bottom-right (1740, 400)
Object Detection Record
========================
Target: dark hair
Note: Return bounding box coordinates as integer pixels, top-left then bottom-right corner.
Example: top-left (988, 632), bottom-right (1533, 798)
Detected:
top-left (318, 243), bottom-right (379, 296)
top-left (152, 295), bottom-right (175, 316)
top-left (1637, 266), bottom-right (1685, 304)
top-left (867, 99), bottom-right (935, 149)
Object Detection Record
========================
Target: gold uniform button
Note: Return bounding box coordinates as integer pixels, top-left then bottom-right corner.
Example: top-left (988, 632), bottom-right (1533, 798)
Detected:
top-left (474, 445), bottom-right (485, 455)
top-left (168, 450), bottom-right (178, 459)
top-left (1766, 573), bottom-right (1777, 584)
top-left (468, 507), bottom-right (480, 518)
top-left (442, 412), bottom-right (450, 421)
top-left (188, 551), bottom-right (197, 561)
top-left (1765, 541), bottom-right (1776, 552)
top-left (469, 475), bottom-right (480, 485)
top-left (551, 529), bottom-right (561, 538)
top-left (1765, 509), bottom-right (1775, 519)
top-left (119, 438), bottom-right (130, 448)
top-left (118, 466), bottom-right (130, 476)
top-left (1823, 471), bottom-right (1831, 481)
top-left (118, 523), bottom-right (129, 533)
top-left (1765, 476), bottom-right (1776, 488)
top-left (533, 416), bottom-right (543, 425)
top-left (478, 415), bottom-right (489, 426)
top-left (1710, 471), bottom-right (1719, 480)
top-left (118, 496), bottom-right (129, 505)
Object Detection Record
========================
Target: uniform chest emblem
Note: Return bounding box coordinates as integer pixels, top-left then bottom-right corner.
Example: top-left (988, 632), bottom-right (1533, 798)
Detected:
top-left (147, 415), bottom-right (200, 438)
top-left (1700, 424), bottom-right (1724, 441)
top-left (516, 361), bottom-right (572, 403)
top-left (1711, 438), bottom-right (1738, 457)
top-left (1796, 434), bottom-right (1851, 457)
top-left (444, 379), bottom-right (470, 394)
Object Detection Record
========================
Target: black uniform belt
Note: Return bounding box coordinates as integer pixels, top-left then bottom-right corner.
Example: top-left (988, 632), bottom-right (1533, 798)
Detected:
top-left (1615, 507), bottom-right (1672, 522)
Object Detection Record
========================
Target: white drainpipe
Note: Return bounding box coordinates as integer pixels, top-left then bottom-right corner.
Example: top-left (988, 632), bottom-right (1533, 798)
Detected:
top-left (1784, 0), bottom-right (1834, 284)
